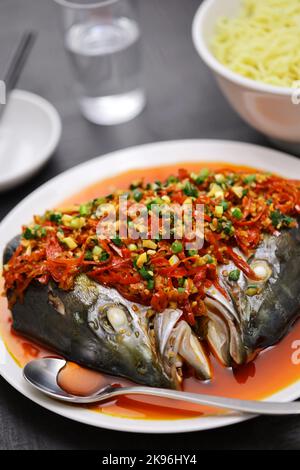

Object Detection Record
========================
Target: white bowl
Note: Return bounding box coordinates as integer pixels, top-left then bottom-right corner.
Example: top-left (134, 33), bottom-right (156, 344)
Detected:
top-left (0, 90), bottom-right (62, 192)
top-left (192, 0), bottom-right (300, 153)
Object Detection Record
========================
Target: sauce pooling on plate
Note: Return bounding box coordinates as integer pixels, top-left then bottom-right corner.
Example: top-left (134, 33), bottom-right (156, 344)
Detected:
top-left (1, 162), bottom-right (300, 420)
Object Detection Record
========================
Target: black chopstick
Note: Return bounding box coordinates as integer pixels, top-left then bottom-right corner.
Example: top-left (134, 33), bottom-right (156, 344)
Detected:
top-left (0, 31), bottom-right (36, 119)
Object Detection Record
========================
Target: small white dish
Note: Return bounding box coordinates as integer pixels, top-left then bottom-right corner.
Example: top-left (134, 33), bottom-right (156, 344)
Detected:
top-left (192, 0), bottom-right (300, 153)
top-left (1, 139), bottom-right (300, 433)
top-left (0, 89), bottom-right (62, 191)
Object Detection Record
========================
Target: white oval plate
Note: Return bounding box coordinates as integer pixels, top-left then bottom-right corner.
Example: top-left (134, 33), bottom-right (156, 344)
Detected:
top-left (1, 139), bottom-right (300, 433)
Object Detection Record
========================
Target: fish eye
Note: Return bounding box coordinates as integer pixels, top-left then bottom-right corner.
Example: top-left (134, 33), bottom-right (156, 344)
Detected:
top-left (99, 303), bottom-right (130, 333)
top-left (250, 259), bottom-right (272, 282)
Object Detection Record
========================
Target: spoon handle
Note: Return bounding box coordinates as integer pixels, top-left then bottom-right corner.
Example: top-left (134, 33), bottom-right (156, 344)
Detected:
top-left (93, 386), bottom-right (300, 415)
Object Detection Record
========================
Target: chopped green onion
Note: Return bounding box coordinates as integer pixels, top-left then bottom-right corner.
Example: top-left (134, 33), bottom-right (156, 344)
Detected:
top-left (23, 225), bottom-right (47, 240)
top-left (129, 180), bottom-right (142, 190)
top-left (49, 212), bottom-right (62, 223)
top-left (40, 227), bottom-right (47, 238)
top-left (84, 250), bottom-right (93, 261)
top-left (220, 201), bottom-right (229, 211)
top-left (228, 269), bottom-right (241, 282)
top-left (99, 251), bottom-right (110, 261)
top-left (193, 168), bottom-right (209, 185)
top-left (147, 279), bottom-right (155, 290)
top-left (271, 210), bottom-right (295, 228)
top-left (243, 174), bottom-right (256, 184)
top-left (166, 175), bottom-right (179, 184)
top-left (183, 181), bottom-right (198, 198)
top-left (112, 236), bottom-right (122, 247)
top-left (171, 240), bottom-right (183, 253)
top-left (23, 228), bottom-right (35, 240)
top-left (188, 249), bottom-right (198, 257)
top-left (133, 189), bottom-right (143, 202)
top-left (79, 204), bottom-right (91, 216)
top-left (223, 220), bottom-right (234, 235)
top-left (232, 208), bottom-right (243, 220)
top-left (203, 254), bottom-right (214, 264)
top-left (139, 266), bottom-right (153, 280)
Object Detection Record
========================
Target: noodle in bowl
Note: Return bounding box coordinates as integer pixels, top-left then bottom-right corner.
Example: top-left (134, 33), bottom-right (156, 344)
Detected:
top-left (192, 0), bottom-right (300, 152)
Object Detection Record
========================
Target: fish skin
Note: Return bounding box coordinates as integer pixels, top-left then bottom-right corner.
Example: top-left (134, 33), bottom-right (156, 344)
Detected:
top-left (222, 224), bottom-right (300, 356)
top-left (3, 235), bottom-right (20, 265)
top-left (242, 226), bottom-right (300, 353)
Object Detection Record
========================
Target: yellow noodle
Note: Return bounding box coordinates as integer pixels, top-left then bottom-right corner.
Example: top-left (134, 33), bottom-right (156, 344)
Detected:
top-left (212, 0), bottom-right (300, 87)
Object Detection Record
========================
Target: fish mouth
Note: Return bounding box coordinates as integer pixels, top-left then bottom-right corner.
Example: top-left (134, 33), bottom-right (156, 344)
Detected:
top-left (200, 257), bottom-right (275, 367)
top-left (153, 309), bottom-right (212, 388)
top-left (203, 295), bottom-right (246, 367)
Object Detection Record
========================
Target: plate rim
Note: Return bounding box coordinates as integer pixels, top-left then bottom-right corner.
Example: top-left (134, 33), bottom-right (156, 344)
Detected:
top-left (1, 138), bottom-right (300, 434)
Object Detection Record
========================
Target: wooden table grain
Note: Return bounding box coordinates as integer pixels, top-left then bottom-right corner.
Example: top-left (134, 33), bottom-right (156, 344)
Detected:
top-left (0, 0), bottom-right (299, 450)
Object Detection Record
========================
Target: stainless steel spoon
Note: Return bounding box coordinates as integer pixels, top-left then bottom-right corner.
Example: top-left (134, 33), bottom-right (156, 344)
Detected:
top-left (23, 358), bottom-right (300, 415)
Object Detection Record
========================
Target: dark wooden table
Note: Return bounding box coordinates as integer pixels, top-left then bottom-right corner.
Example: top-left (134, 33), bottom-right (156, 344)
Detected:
top-left (0, 0), bottom-right (299, 450)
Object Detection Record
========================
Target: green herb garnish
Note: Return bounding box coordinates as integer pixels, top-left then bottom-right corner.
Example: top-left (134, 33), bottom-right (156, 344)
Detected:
top-left (147, 279), bottom-right (155, 290)
top-left (49, 212), bottom-right (62, 224)
top-left (133, 189), bottom-right (143, 202)
top-left (244, 175), bottom-right (256, 184)
top-left (112, 236), bottom-right (122, 247)
top-left (183, 181), bottom-right (198, 198)
top-left (99, 251), bottom-right (110, 261)
top-left (228, 269), bottom-right (241, 282)
top-left (139, 266), bottom-right (153, 280)
top-left (171, 240), bottom-right (183, 253)
top-left (232, 208), bottom-right (243, 220)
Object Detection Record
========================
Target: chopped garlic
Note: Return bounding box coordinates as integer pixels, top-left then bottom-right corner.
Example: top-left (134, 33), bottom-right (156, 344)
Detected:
top-left (215, 205), bottom-right (223, 217)
top-left (161, 195), bottom-right (171, 203)
top-left (147, 250), bottom-right (156, 256)
top-left (183, 198), bottom-right (193, 205)
top-left (128, 243), bottom-right (138, 251)
top-left (61, 214), bottom-right (73, 226)
top-left (232, 186), bottom-right (244, 198)
top-left (62, 237), bottom-right (78, 250)
top-left (169, 254), bottom-right (180, 266)
top-left (136, 252), bottom-right (147, 268)
top-left (208, 183), bottom-right (224, 200)
top-left (70, 217), bottom-right (86, 229)
top-left (142, 240), bottom-right (157, 250)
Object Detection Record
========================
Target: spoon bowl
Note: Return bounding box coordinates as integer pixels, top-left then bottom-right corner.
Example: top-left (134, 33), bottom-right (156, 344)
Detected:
top-left (23, 358), bottom-right (300, 415)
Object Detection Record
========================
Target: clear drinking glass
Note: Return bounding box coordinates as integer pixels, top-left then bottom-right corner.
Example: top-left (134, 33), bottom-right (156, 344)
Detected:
top-left (54, 0), bottom-right (145, 125)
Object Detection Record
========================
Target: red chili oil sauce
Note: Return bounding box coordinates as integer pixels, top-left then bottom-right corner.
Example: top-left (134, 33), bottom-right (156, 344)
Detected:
top-left (1, 162), bottom-right (300, 420)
